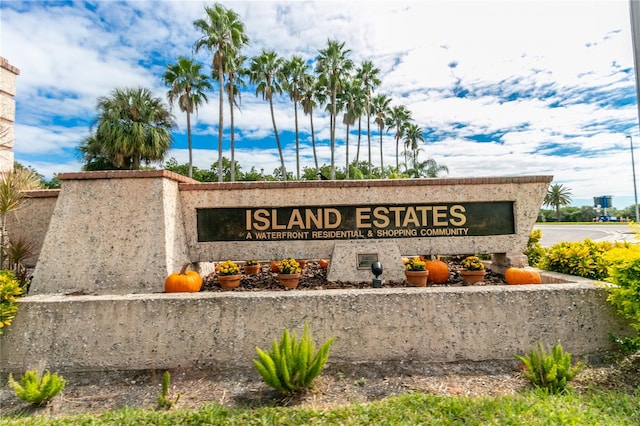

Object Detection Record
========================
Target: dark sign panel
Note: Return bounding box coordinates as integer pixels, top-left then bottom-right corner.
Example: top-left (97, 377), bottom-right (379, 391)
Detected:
top-left (197, 202), bottom-right (514, 242)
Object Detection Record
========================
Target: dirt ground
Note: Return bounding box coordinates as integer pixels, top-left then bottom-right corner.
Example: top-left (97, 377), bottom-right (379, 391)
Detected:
top-left (3, 259), bottom-right (635, 419)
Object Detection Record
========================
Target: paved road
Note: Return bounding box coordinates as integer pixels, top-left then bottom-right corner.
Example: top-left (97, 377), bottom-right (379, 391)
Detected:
top-left (533, 224), bottom-right (638, 247)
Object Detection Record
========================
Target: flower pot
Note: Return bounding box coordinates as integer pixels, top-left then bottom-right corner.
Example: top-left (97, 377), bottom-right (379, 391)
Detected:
top-left (270, 261), bottom-right (281, 273)
top-left (404, 270), bottom-right (429, 287)
top-left (277, 273), bottom-right (301, 289)
top-left (296, 259), bottom-right (307, 269)
top-left (218, 274), bottom-right (241, 289)
top-left (460, 269), bottom-right (486, 284)
top-left (244, 264), bottom-right (261, 275)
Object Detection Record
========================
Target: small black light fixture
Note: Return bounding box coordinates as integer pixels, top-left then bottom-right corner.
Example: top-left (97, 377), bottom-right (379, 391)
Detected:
top-left (371, 261), bottom-right (383, 288)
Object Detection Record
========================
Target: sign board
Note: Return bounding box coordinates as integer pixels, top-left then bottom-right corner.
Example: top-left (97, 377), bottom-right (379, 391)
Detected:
top-left (197, 201), bottom-right (515, 242)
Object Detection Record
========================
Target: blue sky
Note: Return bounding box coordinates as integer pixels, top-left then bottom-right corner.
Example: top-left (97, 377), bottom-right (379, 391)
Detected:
top-left (2, 0), bottom-right (639, 209)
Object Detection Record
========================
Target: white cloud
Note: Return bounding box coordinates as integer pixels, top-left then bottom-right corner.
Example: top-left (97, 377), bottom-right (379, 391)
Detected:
top-left (2, 0), bottom-right (639, 209)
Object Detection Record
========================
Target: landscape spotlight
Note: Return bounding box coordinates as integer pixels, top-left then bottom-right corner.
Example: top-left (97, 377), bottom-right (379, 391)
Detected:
top-left (371, 262), bottom-right (383, 288)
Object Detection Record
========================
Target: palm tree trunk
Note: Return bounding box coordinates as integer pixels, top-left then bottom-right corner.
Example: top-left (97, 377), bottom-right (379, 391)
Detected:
top-left (330, 90), bottom-right (337, 180)
top-left (228, 89), bottom-right (236, 182)
top-left (294, 100), bottom-right (300, 180)
top-left (186, 110), bottom-right (193, 179)
top-left (367, 107), bottom-right (372, 175)
top-left (379, 128), bottom-right (384, 178)
top-left (269, 98), bottom-right (286, 181)
top-left (356, 116), bottom-right (362, 163)
top-left (310, 110), bottom-right (319, 172)
top-left (217, 68), bottom-right (224, 182)
top-left (395, 134), bottom-right (400, 172)
top-left (345, 123), bottom-right (350, 179)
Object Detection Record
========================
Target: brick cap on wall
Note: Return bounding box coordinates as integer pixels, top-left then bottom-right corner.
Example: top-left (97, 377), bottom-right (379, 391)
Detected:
top-left (55, 171), bottom-right (552, 190)
top-left (57, 170), bottom-right (198, 184)
top-left (179, 175), bottom-right (554, 191)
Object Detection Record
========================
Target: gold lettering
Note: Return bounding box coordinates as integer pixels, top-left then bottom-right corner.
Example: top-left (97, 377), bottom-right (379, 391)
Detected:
top-left (324, 208), bottom-right (341, 229)
top-left (288, 209), bottom-right (305, 229)
top-left (388, 207), bottom-right (404, 226)
top-left (253, 209), bottom-right (270, 231)
top-left (432, 206), bottom-right (448, 226)
top-left (402, 206), bottom-right (420, 227)
top-left (373, 207), bottom-right (390, 228)
top-left (356, 208), bottom-right (372, 228)
top-left (450, 205), bottom-right (467, 226)
top-left (415, 206), bottom-right (432, 226)
top-left (271, 209), bottom-right (286, 230)
top-left (306, 209), bottom-right (322, 229)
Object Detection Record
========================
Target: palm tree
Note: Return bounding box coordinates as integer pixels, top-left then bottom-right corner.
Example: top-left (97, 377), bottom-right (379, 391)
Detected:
top-left (337, 78), bottom-right (363, 179)
top-left (387, 105), bottom-right (412, 172)
top-left (79, 87), bottom-right (175, 170)
top-left (194, 3), bottom-right (248, 182)
top-left (163, 57), bottom-right (212, 179)
top-left (421, 158), bottom-right (449, 178)
top-left (300, 74), bottom-right (325, 174)
top-left (283, 55), bottom-right (309, 180)
top-left (0, 167), bottom-right (41, 268)
top-left (315, 40), bottom-right (354, 180)
top-left (248, 50), bottom-right (287, 180)
top-left (544, 183), bottom-right (573, 221)
top-left (402, 122), bottom-right (424, 172)
top-left (222, 50), bottom-right (247, 181)
top-left (371, 93), bottom-right (391, 177)
top-left (355, 60), bottom-right (381, 174)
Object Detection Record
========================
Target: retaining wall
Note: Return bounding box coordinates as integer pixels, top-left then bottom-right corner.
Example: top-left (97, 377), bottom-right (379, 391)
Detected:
top-left (0, 278), bottom-right (631, 373)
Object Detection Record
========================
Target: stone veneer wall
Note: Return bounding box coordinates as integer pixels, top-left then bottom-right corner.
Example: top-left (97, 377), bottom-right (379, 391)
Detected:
top-left (1, 281), bottom-right (632, 373)
top-left (26, 172), bottom-right (551, 294)
top-left (0, 57), bottom-right (19, 174)
top-left (6, 190), bottom-right (59, 268)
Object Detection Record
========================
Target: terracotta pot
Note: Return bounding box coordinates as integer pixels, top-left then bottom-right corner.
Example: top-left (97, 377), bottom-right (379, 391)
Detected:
top-left (404, 270), bottom-right (429, 287)
top-left (277, 273), bottom-right (301, 289)
top-left (460, 269), bottom-right (486, 284)
top-left (218, 274), bottom-right (241, 289)
top-left (296, 259), bottom-right (307, 269)
top-left (270, 261), bottom-right (281, 273)
top-left (243, 264), bottom-right (261, 275)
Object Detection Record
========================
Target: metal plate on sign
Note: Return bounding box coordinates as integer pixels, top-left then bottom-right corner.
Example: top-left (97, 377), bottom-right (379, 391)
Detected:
top-left (357, 253), bottom-right (379, 270)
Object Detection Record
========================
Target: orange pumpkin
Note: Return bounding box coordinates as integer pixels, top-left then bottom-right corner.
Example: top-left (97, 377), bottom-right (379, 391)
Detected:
top-left (424, 260), bottom-right (450, 284)
top-left (318, 259), bottom-right (329, 268)
top-left (165, 263), bottom-right (202, 293)
top-left (505, 268), bottom-right (542, 285)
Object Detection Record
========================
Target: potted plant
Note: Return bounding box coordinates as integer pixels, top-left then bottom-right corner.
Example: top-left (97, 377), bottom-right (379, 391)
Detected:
top-left (404, 256), bottom-right (429, 287)
top-left (459, 255), bottom-right (486, 284)
top-left (277, 258), bottom-right (302, 289)
top-left (243, 260), bottom-right (261, 275)
top-left (217, 260), bottom-right (241, 289)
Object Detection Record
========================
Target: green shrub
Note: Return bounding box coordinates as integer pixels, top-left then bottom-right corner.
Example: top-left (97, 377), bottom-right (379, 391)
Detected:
top-left (515, 342), bottom-right (583, 395)
top-left (8, 368), bottom-right (66, 406)
top-left (538, 239), bottom-right (629, 280)
top-left (524, 229), bottom-right (546, 267)
top-left (157, 371), bottom-right (181, 410)
top-left (253, 322), bottom-right (336, 395)
top-left (0, 269), bottom-right (22, 334)
top-left (604, 245), bottom-right (640, 351)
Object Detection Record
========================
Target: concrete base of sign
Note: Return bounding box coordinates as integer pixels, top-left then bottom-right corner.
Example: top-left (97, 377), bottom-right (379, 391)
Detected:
top-left (1, 275), bottom-right (632, 374)
top-left (327, 240), bottom-right (404, 283)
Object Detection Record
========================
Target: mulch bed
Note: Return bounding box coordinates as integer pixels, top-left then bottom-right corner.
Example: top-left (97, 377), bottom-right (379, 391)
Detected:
top-left (202, 257), bottom-right (507, 292)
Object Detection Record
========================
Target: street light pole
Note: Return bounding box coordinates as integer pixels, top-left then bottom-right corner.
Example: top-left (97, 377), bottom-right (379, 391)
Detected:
top-left (628, 135), bottom-right (640, 221)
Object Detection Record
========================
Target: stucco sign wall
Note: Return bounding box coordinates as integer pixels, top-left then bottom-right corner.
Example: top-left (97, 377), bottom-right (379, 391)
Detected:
top-left (196, 201), bottom-right (515, 242)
